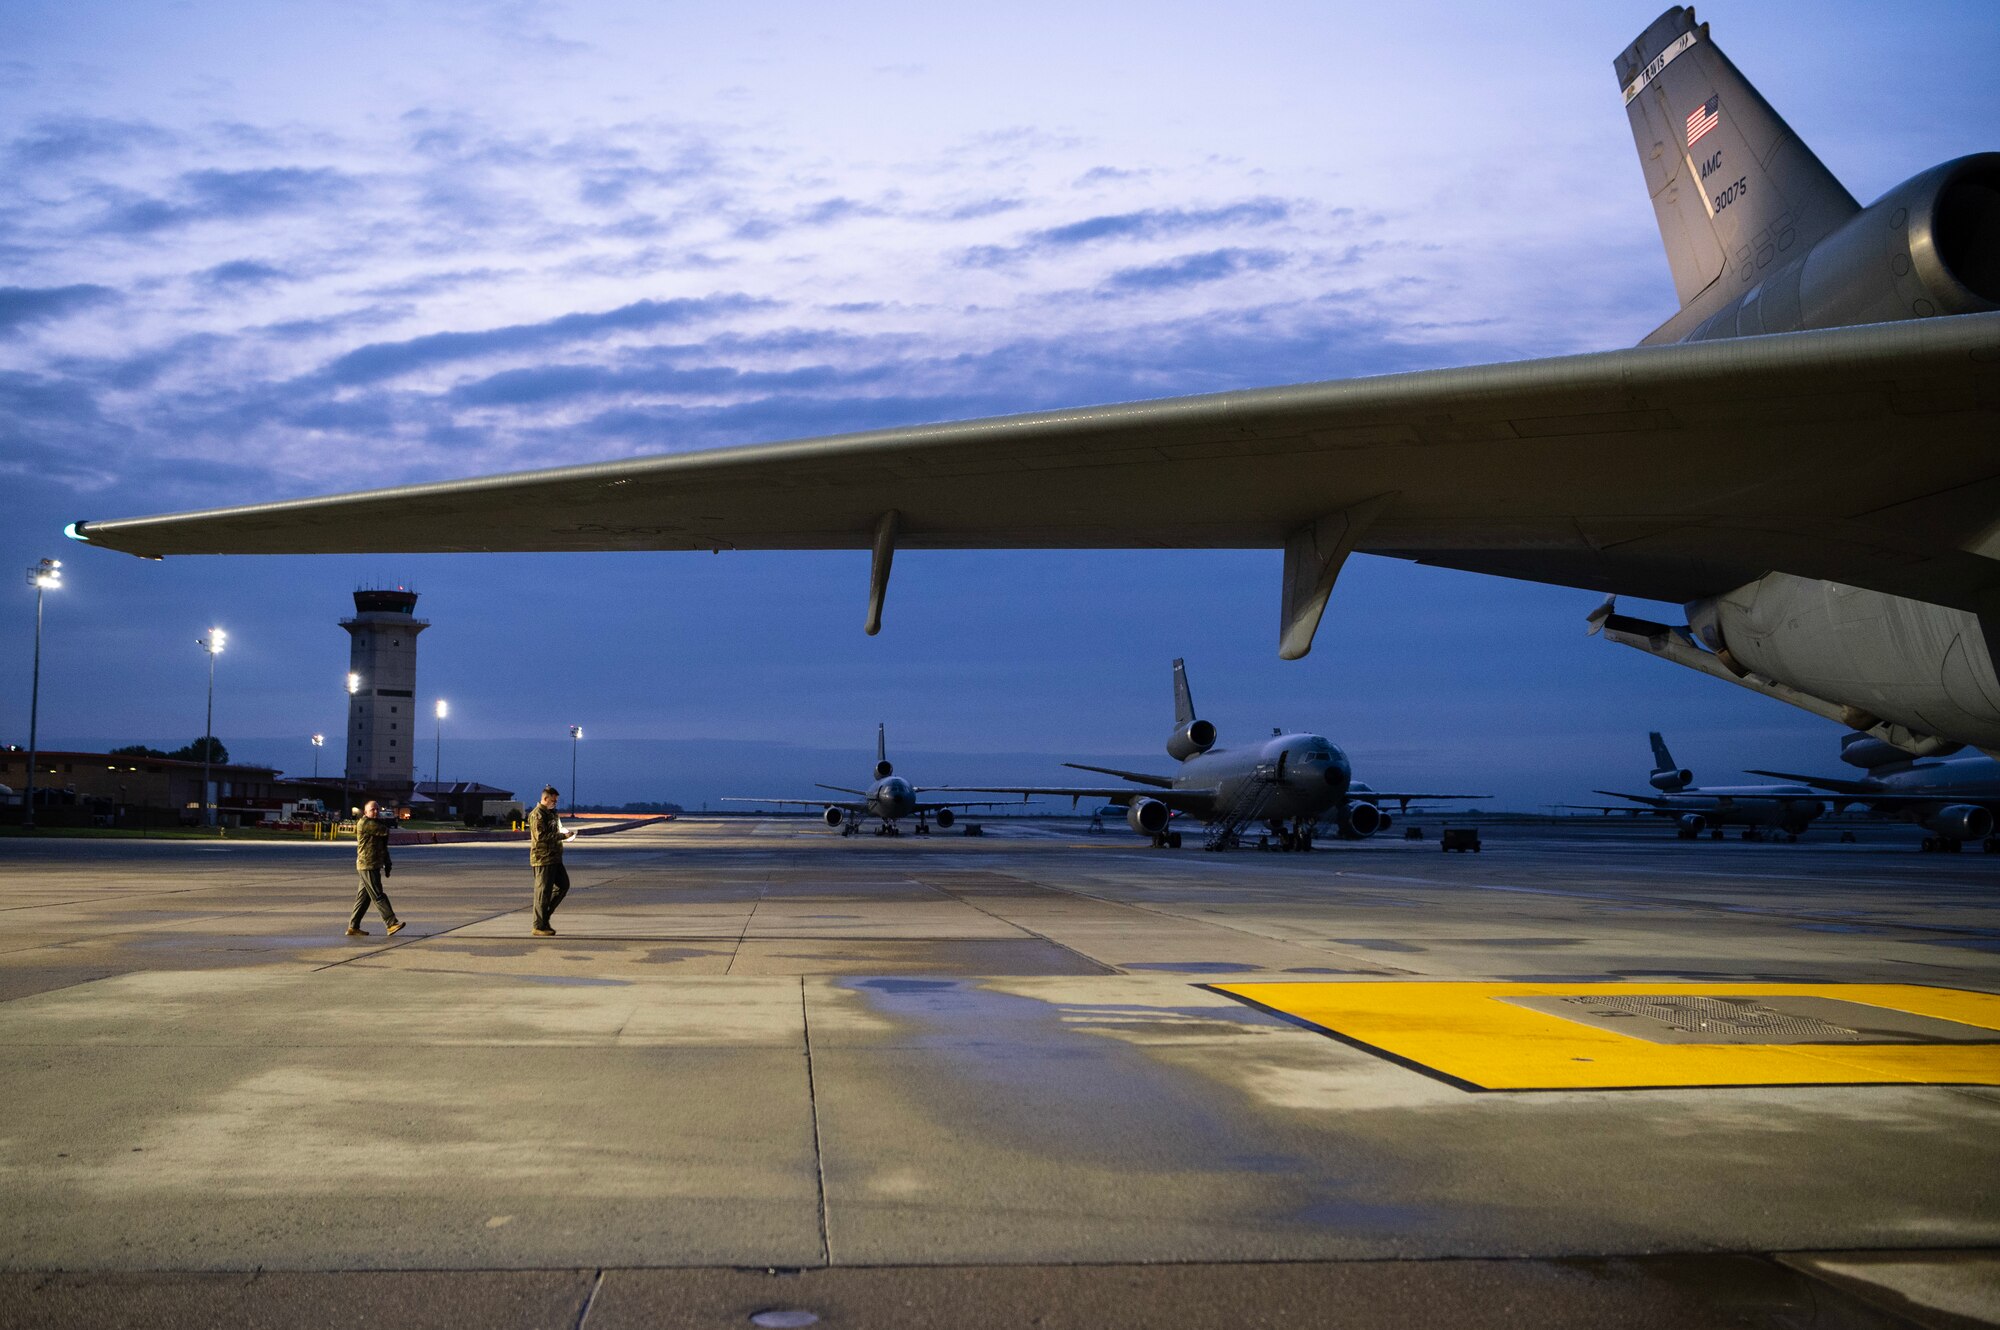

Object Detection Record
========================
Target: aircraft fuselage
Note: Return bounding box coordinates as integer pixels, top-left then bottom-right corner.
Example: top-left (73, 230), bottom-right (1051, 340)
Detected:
top-left (1647, 786), bottom-right (1826, 832)
top-left (1173, 733), bottom-right (1353, 824)
top-left (866, 775), bottom-right (918, 822)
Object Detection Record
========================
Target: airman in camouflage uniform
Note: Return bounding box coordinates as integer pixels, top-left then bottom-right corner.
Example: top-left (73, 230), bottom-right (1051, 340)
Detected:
top-left (530, 785), bottom-right (575, 937)
top-left (347, 799), bottom-right (405, 937)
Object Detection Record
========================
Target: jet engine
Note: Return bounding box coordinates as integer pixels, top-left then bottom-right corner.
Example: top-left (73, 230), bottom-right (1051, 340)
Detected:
top-left (823, 807), bottom-right (844, 828)
top-left (1165, 719), bottom-right (1217, 761)
top-left (1650, 768), bottom-right (1695, 792)
top-left (1922, 804), bottom-right (1994, 842)
top-left (1683, 153), bottom-right (2000, 342)
top-left (935, 808), bottom-right (956, 828)
top-left (1687, 574), bottom-right (2000, 753)
top-left (1678, 812), bottom-right (1708, 836)
top-left (1337, 801), bottom-right (1384, 839)
top-left (1126, 798), bottom-right (1170, 836)
top-left (874, 759), bottom-right (894, 779)
top-left (1839, 733), bottom-right (1959, 771)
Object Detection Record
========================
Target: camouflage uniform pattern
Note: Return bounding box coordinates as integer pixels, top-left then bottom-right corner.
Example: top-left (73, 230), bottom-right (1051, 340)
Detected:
top-left (529, 803), bottom-right (570, 931)
top-left (349, 815), bottom-right (398, 930)
top-left (529, 803), bottom-right (566, 865)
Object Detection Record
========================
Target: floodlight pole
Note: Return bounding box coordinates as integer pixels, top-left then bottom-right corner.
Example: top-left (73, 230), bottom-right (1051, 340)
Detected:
top-left (433, 699), bottom-right (447, 815)
top-left (22, 559), bottom-right (60, 829)
top-left (198, 629), bottom-right (225, 829)
top-left (569, 725), bottom-right (582, 814)
top-left (345, 673), bottom-right (361, 819)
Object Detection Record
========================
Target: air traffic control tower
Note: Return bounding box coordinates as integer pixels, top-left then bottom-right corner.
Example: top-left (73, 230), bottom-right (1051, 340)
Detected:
top-left (342, 588), bottom-right (429, 798)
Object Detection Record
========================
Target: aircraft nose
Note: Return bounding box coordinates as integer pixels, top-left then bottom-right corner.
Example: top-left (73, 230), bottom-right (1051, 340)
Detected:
top-left (1324, 754), bottom-right (1352, 793)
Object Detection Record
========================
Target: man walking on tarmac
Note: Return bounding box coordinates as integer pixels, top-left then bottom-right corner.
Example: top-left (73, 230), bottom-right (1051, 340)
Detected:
top-left (530, 785), bottom-right (577, 937)
top-left (346, 799), bottom-right (406, 937)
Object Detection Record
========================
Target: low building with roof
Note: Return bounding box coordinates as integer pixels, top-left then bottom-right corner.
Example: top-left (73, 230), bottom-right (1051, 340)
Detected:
top-left (0, 748), bottom-right (285, 828)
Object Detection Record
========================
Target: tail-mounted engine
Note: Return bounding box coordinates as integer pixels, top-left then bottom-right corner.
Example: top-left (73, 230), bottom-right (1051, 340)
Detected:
top-left (873, 760), bottom-right (894, 780)
top-left (1165, 719), bottom-right (1217, 762)
top-left (1126, 798), bottom-right (1170, 836)
top-left (1650, 767), bottom-right (1695, 792)
top-left (1686, 153), bottom-right (2000, 342)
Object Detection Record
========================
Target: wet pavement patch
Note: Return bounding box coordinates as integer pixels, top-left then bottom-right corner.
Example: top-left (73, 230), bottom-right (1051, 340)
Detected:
top-left (1210, 981), bottom-right (2000, 1091)
top-left (733, 938), bottom-right (1112, 976)
top-left (1120, 961), bottom-right (1263, 974)
top-left (1915, 936), bottom-right (2000, 953)
top-left (1448, 937), bottom-right (1584, 949)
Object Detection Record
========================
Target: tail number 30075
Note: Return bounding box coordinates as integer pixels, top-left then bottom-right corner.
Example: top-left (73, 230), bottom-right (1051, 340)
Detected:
top-left (1713, 176), bottom-right (1748, 212)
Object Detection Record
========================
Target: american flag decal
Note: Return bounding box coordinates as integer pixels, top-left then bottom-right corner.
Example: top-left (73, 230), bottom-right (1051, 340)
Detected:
top-left (1685, 95), bottom-right (1720, 147)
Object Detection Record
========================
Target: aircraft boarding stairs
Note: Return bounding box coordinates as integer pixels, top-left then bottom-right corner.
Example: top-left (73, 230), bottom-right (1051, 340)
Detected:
top-left (1204, 763), bottom-right (1282, 850)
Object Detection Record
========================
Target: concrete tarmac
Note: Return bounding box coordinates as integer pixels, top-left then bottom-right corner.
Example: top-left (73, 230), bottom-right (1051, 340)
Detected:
top-left (1, 818), bottom-right (1996, 1327)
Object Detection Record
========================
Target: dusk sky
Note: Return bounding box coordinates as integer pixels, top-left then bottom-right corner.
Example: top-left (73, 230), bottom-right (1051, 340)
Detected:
top-left (4, 1), bottom-right (1997, 810)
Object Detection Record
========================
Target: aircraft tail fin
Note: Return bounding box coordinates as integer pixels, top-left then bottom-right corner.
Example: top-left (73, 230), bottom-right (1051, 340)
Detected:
top-left (1648, 731), bottom-right (1693, 792)
top-left (1172, 658), bottom-right (1197, 728)
top-left (1615, 7), bottom-right (1857, 322)
top-left (877, 723), bottom-right (886, 766)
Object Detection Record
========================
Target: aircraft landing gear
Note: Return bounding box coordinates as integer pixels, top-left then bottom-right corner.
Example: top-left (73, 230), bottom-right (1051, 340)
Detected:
top-left (841, 821), bottom-right (859, 837)
top-left (875, 821), bottom-right (901, 837)
top-left (1710, 827), bottom-right (1725, 840)
top-left (1260, 818), bottom-right (1316, 851)
top-left (1151, 831), bottom-right (1183, 849)
top-left (913, 817), bottom-right (931, 835)
top-left (1741, 828), bottom-right (1764, 842)
top-left (1921, 835), bottom-right (1964, 853)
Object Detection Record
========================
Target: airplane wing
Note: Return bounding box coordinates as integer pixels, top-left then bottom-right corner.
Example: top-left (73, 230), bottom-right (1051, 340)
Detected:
top-left (813, 783), bottom-right (868, 796)
top-left (1742, 770), bottom-right (1875, 796)
top-left (1061, 762), bottom-right (1177, 789)
top-left (66, 313), bottom-right (2000, 658)
top-left (720, 797), bottom-right (866, 812)
top-left (937, 785), bottom-right (1220, 814)
top-left (912, 799), bottom-right (1032, 812)
top-left (1591, 789), bottom-right (1675, 809)
top-left (1747, 769), bottom-right (2000, 809)
top-left (1348, 791), bottom-right (1491, 807)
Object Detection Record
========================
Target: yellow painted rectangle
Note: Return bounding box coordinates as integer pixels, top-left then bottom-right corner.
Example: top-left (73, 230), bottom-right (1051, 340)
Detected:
top-left (1210, 981), bottom-right (2000, 1091)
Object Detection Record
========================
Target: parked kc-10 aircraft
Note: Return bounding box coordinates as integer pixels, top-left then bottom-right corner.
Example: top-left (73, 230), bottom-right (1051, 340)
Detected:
top-left (1575, 731), bottom-right (1825, 842)
top-left (66, 10), bottom-right (2000, 755)
top-left (1748, 732), bottom-right (2000, 853)
top-left (722, 724), bottom-right (1012, 836)
top-left (940, 659), bottom-right (1484, 850)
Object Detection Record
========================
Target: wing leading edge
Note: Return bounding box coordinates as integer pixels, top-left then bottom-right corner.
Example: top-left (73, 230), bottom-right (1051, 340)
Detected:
top-left (69, 314), bottom-right (2000, 656)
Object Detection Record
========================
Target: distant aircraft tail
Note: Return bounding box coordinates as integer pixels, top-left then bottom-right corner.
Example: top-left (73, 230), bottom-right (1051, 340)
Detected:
top-left (874, 722), bottom-right (892, 779)
top-left (1615, 7), bottom-right (1857, 327)
top-left (1172, 658), bottom-right (1197, 728)
top-left (1648, 731), bottom-right (1693, 792)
